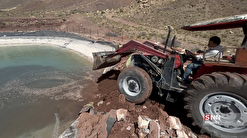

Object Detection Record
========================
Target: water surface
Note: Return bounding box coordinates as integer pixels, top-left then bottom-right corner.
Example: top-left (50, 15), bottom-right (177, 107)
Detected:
top-left (0, 45), bottom-right (93, 138)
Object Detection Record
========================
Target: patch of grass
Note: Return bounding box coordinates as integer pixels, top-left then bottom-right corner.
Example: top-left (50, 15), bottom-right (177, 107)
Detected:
top-left (140, 31), bottom-right (147, 36)
top-left (146, 35), bottom-right (151, 40)
top-left (70, 10), bottom-right (78, 14)
top-left (202, 33), bottom-right (208, 38)
top-left (221, 34), bottom-right (227, 38)
top-left (183, 36), bottom-right (187, 41)
top-left (210, 32), bottom-right (218, 36)
top-left (232, 42), bottom-right (239, 46)
top-left (137, 34), bottom-right (142, 39)
top-left (149, 33), bottom-right (156, 37)
top-left (191, 47), bottom-right (200, 52)
top-left (0, 22), bottom-right (6, 26)
top-left (105, 32), bottom-right (118, 37)
top-left (190, 41), bottom-right (197, 44)
top-left (159, 33), bottom-right (166, 39)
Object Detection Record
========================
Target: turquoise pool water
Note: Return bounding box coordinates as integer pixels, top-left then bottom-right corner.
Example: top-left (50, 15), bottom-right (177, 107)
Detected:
top-left (0, 45), bottom-right (93, 138)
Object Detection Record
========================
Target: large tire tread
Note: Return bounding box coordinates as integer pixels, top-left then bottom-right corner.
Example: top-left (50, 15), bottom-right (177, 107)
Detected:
top-left (184, 72), bottom-right (247, 138)
top-left (117, 66), bottom-right (152, 104)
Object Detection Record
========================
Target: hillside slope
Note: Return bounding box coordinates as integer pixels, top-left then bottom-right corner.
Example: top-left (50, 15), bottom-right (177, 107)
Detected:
top-left (0, 0), bottom-right (133, 12)
top-left (124, 0), bottom-right (247, 28)
top-left (84, 0), bottom-right (247, 49)
top-left (1, 0), bottom-right (247, 49)
top-left (0, 0), bottom-right (32, 9)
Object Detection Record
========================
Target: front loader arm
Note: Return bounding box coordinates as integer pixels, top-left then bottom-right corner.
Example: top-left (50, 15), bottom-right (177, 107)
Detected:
top-left (92, 40), bottom-right (168, 70)
top-left (116, 40), bottom-right (168, 59)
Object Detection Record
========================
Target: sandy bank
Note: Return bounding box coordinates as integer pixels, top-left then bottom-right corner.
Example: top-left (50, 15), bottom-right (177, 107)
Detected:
top-left (0, 36), bottom-right (117, 61)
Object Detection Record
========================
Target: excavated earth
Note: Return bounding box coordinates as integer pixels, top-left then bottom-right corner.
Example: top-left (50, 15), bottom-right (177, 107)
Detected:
top-left (79, 68), bottom-right (210, 138)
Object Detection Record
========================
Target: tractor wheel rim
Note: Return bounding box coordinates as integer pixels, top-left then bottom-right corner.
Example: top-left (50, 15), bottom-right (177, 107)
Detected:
top-left (199, 92), bottom-right (247, 133)
top-left (123, 76), bottom-right (141, 97)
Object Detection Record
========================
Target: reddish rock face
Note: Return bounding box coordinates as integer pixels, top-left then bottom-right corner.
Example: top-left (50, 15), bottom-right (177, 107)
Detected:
top-left (138, 115), bottom-right (151, 129)
top-left (167, 116), bottom-right (183, 130)
top-left (77, 109), bottom-right (117, 138)
top-left (149, 120), bottom-right (161, 138)
top-left (77, 113), bottom-right (104, 138)
top-left (158, 109), bottom-right (169, 131)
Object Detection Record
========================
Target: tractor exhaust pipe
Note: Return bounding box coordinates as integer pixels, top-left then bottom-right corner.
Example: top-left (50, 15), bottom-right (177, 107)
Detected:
top-left (171, 35), bottom-right (176, 49)
top-left (164, 26), bottom-right (172, 53)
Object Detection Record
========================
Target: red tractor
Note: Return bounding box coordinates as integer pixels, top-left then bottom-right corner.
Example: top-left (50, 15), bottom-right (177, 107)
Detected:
top-left (93, 15), bottom-right (247, 137)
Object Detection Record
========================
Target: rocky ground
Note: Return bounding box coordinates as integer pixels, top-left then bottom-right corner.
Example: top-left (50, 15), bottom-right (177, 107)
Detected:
top-left (78, 69), bottom-right (210, 138)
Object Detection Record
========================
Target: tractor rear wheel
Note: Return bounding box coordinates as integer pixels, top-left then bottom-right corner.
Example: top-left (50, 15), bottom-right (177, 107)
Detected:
top-left (117, 66), bottom-right (152, 104)
top-left (184, 72), bottom-right (247, 138)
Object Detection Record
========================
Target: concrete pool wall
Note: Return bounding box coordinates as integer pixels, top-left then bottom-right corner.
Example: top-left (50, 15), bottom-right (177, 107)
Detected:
top-left (0, 33), bottom-right (117, 61)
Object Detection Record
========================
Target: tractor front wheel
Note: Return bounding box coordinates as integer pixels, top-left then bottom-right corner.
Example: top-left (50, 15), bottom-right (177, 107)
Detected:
top-left (118, 66), bottom-right (152, 104)
top-left (184, 72), bottom-right (247, 138)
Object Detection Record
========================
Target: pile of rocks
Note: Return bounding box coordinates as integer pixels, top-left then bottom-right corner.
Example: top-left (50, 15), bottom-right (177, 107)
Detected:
top-left (137, 0), bottom-right (150, 8)
top-left (136, 114), bottom-right (196, 138)
top-left (76, 105), bottom-right (206, 138)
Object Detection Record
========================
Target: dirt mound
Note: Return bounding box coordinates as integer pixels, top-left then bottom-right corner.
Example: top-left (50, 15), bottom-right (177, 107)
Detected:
top-left (80, 70), bottom-right (209, 138)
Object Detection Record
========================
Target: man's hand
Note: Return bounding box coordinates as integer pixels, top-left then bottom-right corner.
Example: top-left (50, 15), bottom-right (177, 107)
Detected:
top-left (197, 50), bottom-right (204, 53)
top-left (185, 49), bottom-right (204, 60)
top-left (185, 50), bottom-right (195, 56)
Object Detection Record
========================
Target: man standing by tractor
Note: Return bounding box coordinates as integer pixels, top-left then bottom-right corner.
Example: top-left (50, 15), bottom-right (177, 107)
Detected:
top-left (178, 36), bottom-right (223, 83)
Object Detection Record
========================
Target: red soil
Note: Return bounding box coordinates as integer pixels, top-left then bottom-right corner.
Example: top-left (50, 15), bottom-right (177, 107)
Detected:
top-left (80, 69), bottom-right (209, 138)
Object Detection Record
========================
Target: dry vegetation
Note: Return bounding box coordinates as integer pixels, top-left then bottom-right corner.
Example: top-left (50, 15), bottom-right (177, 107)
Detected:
top-left (0, 0), bottom-right (246, 51)
top-left (83, 0), bottom-right (246, 50)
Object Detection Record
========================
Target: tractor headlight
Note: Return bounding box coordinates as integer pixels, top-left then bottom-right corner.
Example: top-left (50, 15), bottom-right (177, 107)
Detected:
top-left (151, 56), bottom-right (159, 63)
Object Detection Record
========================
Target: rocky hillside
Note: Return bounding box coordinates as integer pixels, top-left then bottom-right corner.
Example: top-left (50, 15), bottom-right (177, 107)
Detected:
top-left (0, 0), bottom-right (133, 12)
top-left (0, 0), bottom-right (31, 9)
top-left (123, 0), bottom-right (247, 28)
top-left (1, 0), bottom-right (247, 50)
top-left (85, 0), bottom-right (247, 50)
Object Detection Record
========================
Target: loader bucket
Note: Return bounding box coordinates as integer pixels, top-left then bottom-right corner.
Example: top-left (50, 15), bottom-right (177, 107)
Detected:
top-left (92, 51), bottom-right (122, 70)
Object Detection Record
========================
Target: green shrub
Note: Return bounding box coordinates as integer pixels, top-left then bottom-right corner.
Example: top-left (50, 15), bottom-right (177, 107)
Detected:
top-left (140, 32), bottom-right (147, 36)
